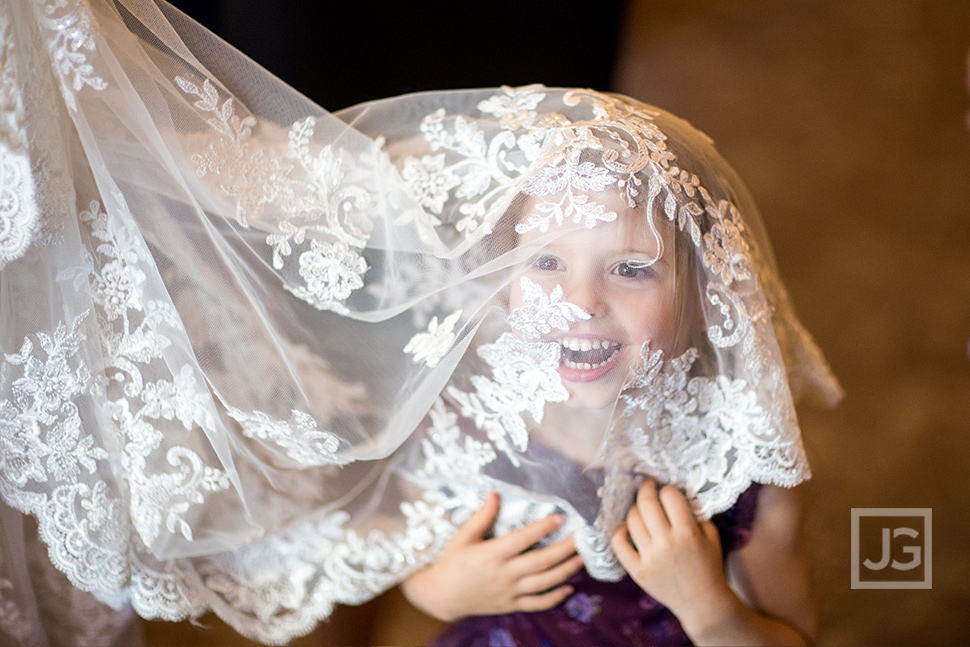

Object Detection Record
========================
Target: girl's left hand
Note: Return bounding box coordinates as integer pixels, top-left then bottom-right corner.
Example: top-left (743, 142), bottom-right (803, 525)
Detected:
top-left (611, 479), bottom-right (739, 629)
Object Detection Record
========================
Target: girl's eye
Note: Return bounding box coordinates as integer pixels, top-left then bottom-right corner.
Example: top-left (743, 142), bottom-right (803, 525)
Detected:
top-left (612, 261), bottom-right (654, 279)
top-left (532, 255), bottom-right (564, 272)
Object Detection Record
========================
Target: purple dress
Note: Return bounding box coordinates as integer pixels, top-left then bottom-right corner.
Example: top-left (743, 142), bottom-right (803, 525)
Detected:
top-left (431, 484), bottom-right (761, 647)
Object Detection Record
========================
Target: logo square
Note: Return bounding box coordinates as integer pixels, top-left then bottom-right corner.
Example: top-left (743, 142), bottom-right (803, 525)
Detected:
top-left (851, 508), bottom-right (931, 589)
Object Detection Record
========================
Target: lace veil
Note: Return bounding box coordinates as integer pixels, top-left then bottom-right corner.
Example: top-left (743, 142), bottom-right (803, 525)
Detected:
top-left (0, 0), bottom-right (842, 643)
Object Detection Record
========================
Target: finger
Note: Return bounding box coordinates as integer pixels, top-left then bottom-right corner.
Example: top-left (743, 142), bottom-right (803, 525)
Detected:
top-left (510, 536), bottom-right (576, 575)
top-left (700, 518), bottom-right (722, 548)
top-left (635, 479), bottom-right (670, 535)
top-left (611, 523), bottom-right (641, 570)
top-left (492, 513), bottom-right (565, 556)
top-left (516, 553), bottom-right (584, 595)
top-left (452, 492), bottom-right (500, 545)
top-left (514, 584), bottom-right (575, 613)
top-left (658, 484), bottom-right (696, 530)
top-left (625, 505), bottom-right (651, 549)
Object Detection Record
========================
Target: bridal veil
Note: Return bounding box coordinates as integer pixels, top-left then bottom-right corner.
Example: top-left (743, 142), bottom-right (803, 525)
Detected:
top-left (0, 0), bottom-right (840, 643)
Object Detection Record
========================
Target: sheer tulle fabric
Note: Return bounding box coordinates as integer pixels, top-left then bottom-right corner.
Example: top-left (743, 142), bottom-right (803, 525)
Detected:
top-left (0, 0), bottom-right (841, 644)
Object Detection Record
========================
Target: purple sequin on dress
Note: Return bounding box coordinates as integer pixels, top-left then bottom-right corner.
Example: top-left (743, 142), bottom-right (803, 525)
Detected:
top-left (431, 484), bottom-right (761, 647)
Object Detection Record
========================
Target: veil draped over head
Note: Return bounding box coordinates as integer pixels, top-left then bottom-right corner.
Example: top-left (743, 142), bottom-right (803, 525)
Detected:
top-left (0, 0), bottom-right (842, 644)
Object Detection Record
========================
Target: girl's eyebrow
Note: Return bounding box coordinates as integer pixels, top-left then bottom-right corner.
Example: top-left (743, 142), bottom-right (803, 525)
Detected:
top-left (617, 247), bottom-right (661, 256)
top-left (615, 249), bottom-right (668, 264)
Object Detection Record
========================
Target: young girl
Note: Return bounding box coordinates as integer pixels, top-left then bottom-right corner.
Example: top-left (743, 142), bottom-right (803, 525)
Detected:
top-left (0, 1), bottom-right (839, 642)
top-left (398, 189), bottom-right (816, 645)
top-left (373, 88), bottom-right (841, 645)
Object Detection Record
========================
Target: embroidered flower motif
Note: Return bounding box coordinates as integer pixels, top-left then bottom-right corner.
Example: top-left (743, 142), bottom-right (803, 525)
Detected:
top-left (9, 318), bottom-right (91, 423)
top-left (516, 130), bottom-right (546, 163)
top-left (288, 239), bottom-right (367, 313)
top-left (130, 447), bottom-right (231, 544)
top-left (522, 161), bottom-right (615, 197)
top-left (476, 334), bottom-right (567, 426)
top-left (177, 80), bottom-right (375, 290)
top-left (79, 480), bottom-right (118, 531)
top-left (477, 84), bottom-right (546, 129)
top-left (0, 146), bottom-right (37, 270)
top-left (36, 0), bottom-right (108, 111)
top-left (449, 333), bottom-right (567, 461)
top-left (207, 536), bottom-right (317, 625)
top-left (140, 365), bottom-right (214, 431)
top-left (0, 401), bottom-right (47, 488)
top-left (416, 398), bottom-right (496, 480)
top-left (564, 592), bottom-right (602, 623)
top-left (45, 413), bottom-right (108, 481)
top-left (508, 277), bottom-right (590, 340)
top-left (421, 109), bottom-right (488, 159)
top-left (198, 489), bottom-right (466, 643)
top-left (404, 309), bottom-right (463, 368)
top-left (620, 342), bottom-right (787, 515)
top-left (93, 259), bottom-right (146, 320)
top-left (703, 216), bottom-right (751, 285)
top-left (228, 408), bottom-right (349, 466)
top-left (415, 107), bottom-right (516, 239)
top-left (621, 344), bottom-right (697, 425)
top-left (516, 162), bottom-right (619, 233)
top-left (0, 21), bottom-right (38, 269)
top-left (5, 187), bottom-right (240, 608)
top-left (401, 153), bottom-right (461, 214)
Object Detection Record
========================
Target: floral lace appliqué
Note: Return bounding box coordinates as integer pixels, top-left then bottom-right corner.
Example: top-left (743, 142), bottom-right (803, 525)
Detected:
top-left (177, 78), bottom-right (374, 314)
top-left (401, 154), bottom-right (462, 215)
top-left (33, 0), bottom-right (108, 111)
top-left (1, 312), bottom-right (102, 494)
top-left (285, 239), bottom-right (368, 314)
top-left (517, 161), bottom-right (619, 233)
top-left (507, 277), bottom-right (590, 340)
top-left (415, 398), bottom-right (497, 481)
top-left (2, 197), bottom-right (233, 602)
top-left (0, 10), bottom-right (38, 270)
top-left (620, 343), bottom-right (802, 516)
top-left (477, 84), bottom-right (546, 129)
top-left (448, 333), bottom-right (567, 462)
top-left (413, 109), bottom-right (525, 238)
top-left (196, 488), bottom-right (466, 644)
top-left (409, 86), bottom-right (764, 298)
top-left (227, 408), bottom-right (350, 466)
top-left (703, 200), bottom-right (751, 285)
top-left (404, 309), bottom-right (463, 368)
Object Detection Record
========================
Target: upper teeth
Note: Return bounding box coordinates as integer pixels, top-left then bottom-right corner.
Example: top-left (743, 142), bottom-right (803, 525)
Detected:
top-left (560, 338), bottom-right (617, 351)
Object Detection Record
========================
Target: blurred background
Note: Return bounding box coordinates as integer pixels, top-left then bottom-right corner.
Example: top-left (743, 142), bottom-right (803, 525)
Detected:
top-left (146, 1), bottom-right (970, 644)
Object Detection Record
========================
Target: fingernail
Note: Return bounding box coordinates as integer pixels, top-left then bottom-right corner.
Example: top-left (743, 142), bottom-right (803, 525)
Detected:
top-left (551, 514), bottom-right (565, 526)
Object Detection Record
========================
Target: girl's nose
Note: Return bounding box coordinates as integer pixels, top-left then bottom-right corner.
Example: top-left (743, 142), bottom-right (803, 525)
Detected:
top-left (564, 277), bottom-right (607, 318)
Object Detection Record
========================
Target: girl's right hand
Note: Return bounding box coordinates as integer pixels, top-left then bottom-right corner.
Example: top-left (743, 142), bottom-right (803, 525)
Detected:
top-left (400, 492), bottom-right (584, 622)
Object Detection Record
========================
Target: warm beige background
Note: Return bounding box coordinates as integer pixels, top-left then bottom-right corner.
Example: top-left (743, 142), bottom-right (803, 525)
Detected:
top-left (144, 1), bottom-right (970, 644)
top-left (611, 2), bottom-right (970, 645)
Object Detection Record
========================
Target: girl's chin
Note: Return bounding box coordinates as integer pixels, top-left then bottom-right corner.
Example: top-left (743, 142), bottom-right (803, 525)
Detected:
top-left (559, 392), bottom-right (619, 411)
top-left (559, 375), bottom-right (627, 411)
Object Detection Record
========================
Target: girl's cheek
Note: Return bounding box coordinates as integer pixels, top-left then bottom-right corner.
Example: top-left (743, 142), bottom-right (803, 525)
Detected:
top-left (508, 286), bottom-right (522, 310)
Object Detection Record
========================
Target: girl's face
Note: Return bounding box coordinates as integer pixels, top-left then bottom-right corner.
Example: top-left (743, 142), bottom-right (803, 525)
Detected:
top-left (510, 200), bottom-right (676, 410)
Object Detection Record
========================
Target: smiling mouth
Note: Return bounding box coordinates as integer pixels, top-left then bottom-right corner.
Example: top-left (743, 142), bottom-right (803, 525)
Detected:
top-left (558, 338), bottom-right (621, 370)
